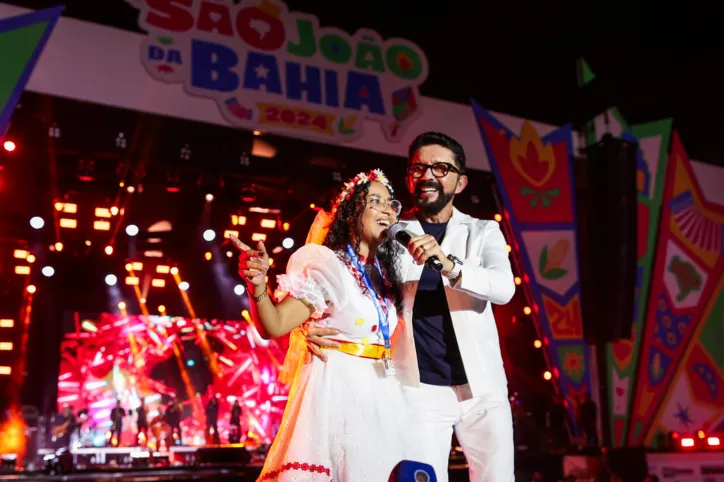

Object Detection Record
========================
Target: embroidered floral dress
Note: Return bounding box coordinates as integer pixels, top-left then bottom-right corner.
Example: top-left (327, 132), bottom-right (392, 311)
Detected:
top-left (257, 244), bottom-right (426, 482)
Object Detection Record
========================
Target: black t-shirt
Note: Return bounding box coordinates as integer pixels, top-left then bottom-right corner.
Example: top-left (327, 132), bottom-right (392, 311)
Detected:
top-left (412, 221), bottom-right (468, 386)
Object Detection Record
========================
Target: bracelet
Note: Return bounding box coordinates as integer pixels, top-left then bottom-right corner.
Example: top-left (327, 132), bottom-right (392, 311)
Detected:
top-left (252, 289), bottom-right (268, 303)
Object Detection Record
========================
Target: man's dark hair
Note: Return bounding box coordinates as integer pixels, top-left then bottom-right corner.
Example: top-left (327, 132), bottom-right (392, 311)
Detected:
top-left (408, 131), bottom-right (466, 173)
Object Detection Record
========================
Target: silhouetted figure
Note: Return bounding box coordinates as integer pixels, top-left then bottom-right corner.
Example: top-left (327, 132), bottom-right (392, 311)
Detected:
top-left (164, 401), bottom-right (182, 445)
top-left (136, 399), bottom-right (148, 445)
top-left (580, 392), bottom-right (598, 447)
top-left (206, 397), bottom-right (220, 445)
top-left (229, 399), bottom-right (242, 443)
top-left (110, 400), bottom-right (126, 447)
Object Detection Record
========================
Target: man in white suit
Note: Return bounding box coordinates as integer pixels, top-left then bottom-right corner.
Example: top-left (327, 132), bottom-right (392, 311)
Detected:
top-left (309, 132), bottom-right (516, 481)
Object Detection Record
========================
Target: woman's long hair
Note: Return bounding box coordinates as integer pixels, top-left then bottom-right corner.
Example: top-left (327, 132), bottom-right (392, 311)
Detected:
top-left (322, 181), bottom-right (403, 311)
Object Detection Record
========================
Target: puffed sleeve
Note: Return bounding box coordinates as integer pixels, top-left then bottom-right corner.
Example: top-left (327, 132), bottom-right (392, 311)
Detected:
top-left (276, 244), bottom-right (348, 319)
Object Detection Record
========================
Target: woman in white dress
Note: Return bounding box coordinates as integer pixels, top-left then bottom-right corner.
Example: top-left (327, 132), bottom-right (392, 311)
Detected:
top-left (231, 170), bottom-right (427, 481)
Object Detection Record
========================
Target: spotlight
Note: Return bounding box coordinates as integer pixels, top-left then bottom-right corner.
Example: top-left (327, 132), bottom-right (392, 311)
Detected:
top-left (543, 371), bottom-right (552, 380)
top-left (708, 436), bottom-right (721, 447)
top-left (494, 213), bottom-right (502, 222)
top-left (105, 274), bottom-right (117, 286)
top-left (27, 285), bottom-right (36, 294)
top-left (158, 305), bottom-right (166, 314)
top-left (30, 216), bottom-right (45, 229)
top-left (234, 284), bottom-right (245, 296)
top-left (26, 254), bottom-right (35, 263)
top-left (205, 193), bottom-right (214, 202)
top-left (42, 266), bottom-right (55, 277)
top-left (681, 437), bottom-right (695, 448)
top-left (54, 242), bottom-right (63, 252)
top-left (282, 237), bottom-right (295, 249)
top-left (126, 224), bottom-right (139, 236)
top-left (226, 251), bottom-right (233, 258)
top-left (523, 306), bottom-right (532, 315)
top-left (3, 140), bottom-right (16, 152)
top-left (118, 301), bottom-right (126, 310)
top-left (514, 276), bottom-right (522, 285)
top-left (179, 281), bottom-right (189, 291)
top-left (127, 185), bottom-right (136, 193)
top-left (203, 229), bottom-right (216, 241)
top-left (170, 267), bottom-right (179, 275)
top-left (204, 252), bottom-right (212, 261)
top-left (104, 246), bottom-right (114, 255)
top-left (110, 206), bottom-right (119, 216)
top-left (533, 340), bottom-right (542, 348)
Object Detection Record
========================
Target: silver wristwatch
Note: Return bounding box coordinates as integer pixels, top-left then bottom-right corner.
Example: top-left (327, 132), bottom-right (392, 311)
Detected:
top-left (443, 254), bottom-right (463, 280)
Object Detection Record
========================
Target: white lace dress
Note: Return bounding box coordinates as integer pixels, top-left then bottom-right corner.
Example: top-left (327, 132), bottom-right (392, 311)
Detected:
top-left (257, 244), bottom-right (427, 482)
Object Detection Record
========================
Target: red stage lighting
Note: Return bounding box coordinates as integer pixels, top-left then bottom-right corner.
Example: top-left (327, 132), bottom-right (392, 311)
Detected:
top-left (3, 140), bottom-right (16, 152)
top-left (708, 436), bottom-right (721, 447)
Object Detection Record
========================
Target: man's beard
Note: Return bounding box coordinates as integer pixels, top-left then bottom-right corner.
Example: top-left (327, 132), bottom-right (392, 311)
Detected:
top-left (413, 180), bottom-right (455, 217)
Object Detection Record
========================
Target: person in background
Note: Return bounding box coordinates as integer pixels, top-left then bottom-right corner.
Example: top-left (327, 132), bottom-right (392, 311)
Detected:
top-left (307, 132), bottom-right (517, 481)
top-left (229, 399), bottom-right (242, 444)
top-left (164, 400), bottom-right (182, 445)
top-left (580, 392), bottom-right (598, 447)
top-left (232, 169), bottom-right (428, 481)
top-left (205, 396), bottom-right (220, 445)
top-left (135, 398), bottom-right (147, 446)
top-left (109, 400), bottom-right (125, 447)
top-left (52, 405), bottom-right (76, 450)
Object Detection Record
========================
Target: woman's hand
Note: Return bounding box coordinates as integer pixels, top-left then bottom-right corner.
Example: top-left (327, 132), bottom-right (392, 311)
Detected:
top-left (230, 235), bottom-right (269, 288)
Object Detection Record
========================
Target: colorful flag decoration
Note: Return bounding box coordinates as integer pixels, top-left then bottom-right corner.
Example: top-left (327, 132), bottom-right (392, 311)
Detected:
top-left (0, 6), bottom-right (64, 139)
top-left (471, 101), bottom-right (593, 427)
top-left (586, 111), bottom-right (673, 446)
top-left (627, 132), bottom-right (724, 445)
top-left (644, 280), bottom-right (724, 444)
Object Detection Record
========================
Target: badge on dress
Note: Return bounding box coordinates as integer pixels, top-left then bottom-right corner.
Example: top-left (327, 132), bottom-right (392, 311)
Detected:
top-left (383, 357), bottom-right (396, 377)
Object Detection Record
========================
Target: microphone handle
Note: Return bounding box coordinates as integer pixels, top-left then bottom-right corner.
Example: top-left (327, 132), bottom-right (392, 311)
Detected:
top-left (426, 256), bottom-right (444, 272)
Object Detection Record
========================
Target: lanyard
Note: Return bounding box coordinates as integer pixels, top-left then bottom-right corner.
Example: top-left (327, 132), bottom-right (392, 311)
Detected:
top-left (345, 244), bottom-right (391, 355)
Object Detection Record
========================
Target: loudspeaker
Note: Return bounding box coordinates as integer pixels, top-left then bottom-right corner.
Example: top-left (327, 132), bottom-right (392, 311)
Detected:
top-left (580, 134), bottom-right (638, 343)
top-left (196, 445), bottom-right (251, 466)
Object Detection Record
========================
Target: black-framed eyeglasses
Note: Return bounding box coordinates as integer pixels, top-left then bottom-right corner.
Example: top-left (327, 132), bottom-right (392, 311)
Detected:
top-left (367, 196), bottom-right (402, 216)
top-left (407, 162), bottom-right (462, 179)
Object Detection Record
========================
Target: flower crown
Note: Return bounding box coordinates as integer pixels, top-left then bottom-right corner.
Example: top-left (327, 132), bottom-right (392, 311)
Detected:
top-left (331, 169), bottom-right (393, 213)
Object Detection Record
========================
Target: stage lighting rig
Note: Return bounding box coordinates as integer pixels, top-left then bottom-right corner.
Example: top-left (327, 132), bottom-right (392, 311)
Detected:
top-left (76, 159), bottom-right (95, 182)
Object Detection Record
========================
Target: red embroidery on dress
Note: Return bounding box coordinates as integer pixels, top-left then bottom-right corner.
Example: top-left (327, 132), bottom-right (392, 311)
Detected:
top-left (260, 461), bottom-right (332, 480)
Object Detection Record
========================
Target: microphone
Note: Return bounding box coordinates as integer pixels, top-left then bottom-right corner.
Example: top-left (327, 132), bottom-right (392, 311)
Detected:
top-left (389, 224), bottom-right (444, 272)
top-left (388, 460), bottom-right (437, 481)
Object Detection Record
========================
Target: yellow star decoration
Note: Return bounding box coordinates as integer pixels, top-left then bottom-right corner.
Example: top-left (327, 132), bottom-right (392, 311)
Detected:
top-left (356, 318), bottom-right (365, 326)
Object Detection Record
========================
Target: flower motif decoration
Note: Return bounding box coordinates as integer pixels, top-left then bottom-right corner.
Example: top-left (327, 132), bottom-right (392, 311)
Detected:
top-left (331, 169), bottom-right (394, 214)
top-left (508, 121), bottom-right (561, 208)
top-left (538, 239), bottom-right (570, 280)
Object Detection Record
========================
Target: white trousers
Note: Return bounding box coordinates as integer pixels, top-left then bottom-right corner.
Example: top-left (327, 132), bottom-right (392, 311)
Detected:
top-left (404, 383), bottom-right (514, 482)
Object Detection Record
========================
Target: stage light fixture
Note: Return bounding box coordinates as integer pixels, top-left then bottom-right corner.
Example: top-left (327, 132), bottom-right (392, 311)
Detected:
top-left (3, 140), bottom-right (16, 152)
top-left (283, 222), bottom-right (290, 231)
top-left (533, 340), bottom-right (542, 348)
top-left (282, 237), bottom-right (294, 249)
top-left (85, 240), bottom-right (91, 246)
top-left (514, 276), bottom-right (522, 285)
top-left (132, 262), bottom-right (143, 271)
top-left (140, 298), bottom-right (146, 304)
top-left (252, 233), bottom-right (267, 242)
top-left (156, 265), bottom-right (170, 274)
top-left (543, 371), bottom-right (552, 380)
top-left (310, 204), bottom-right (315, 209)
top-left (26, 254), bottom-right (35, 263)
top-left (681, 437), bottom-right (695, 448)
top-left (253, 130), bottom-right (261, 136)
top-left (494, 213), bottom-right (502, 222)
top-left (60, 218), bottom-right (77, 229)
top-left (204, 252), bottom-right (212, 261)
top-left (127, 185), bottom-right (136, 193)
top-left (118, 301), bottom-right (126, 310)
top-left (77, 159), bottom-right (95, 182)
top-left (42, 266), bottom-right (55, 277)
top-left (104, 246), bottom-right (114, 255)
top-left (124, 224), bottom-right (139, 237)
top-left (224, 230), bottom-right (239, 239)
top-left (179, 281), bottom-right (189, 291)
top-left (226, 251), bottom-right (233, 258)
top-left (260, 219), bottom-right (276, 229)
top-left (62, 203), bottom-right (77, 213)
top-left (170, 267), bottom-right (179, 275)
top-left (105, 274), bottom-right (117, 286)
top-left (54, 242), bottom-right (63, 252)
top-left (30, 216), bottom-right (44, 229)
top-left (231, 215), bottom-right (247, 226)
top-left (14, 266), bottom-right (30, 275)
top-left (0, 320), bottom-right (14, 328)
top-left (234, 284), bottom-right (245, 295)
top-left (205, 193), bottom-right (214, 202)
top-left (708, 436), bottom-right (721, 447)
top-left (94, 220), bottom-right (111, 231)
top-left (95, 207), bottom-right (111, 218)
top-left (272, 246), bottom-right (283, 254)
top-left (110, 206), bottom-right (119, 216)
top-left (158, 305), bottom-right (166, 313)
top-left (506, 245), bottom-right (512, 252)
top-left (0, 343), bottom-right (12, 351)
top-left (13, 250), bottom-right (28, 259)
top-left (151, 279), bottom-right (166, 288)
top-left (27, 285), bottom-right (36, 294)
top-left (203, 229), bottom-right (216, 241)
top-left (125, 276), bottom-right (139, 285)
top-left (0, 366), bottom-right (11, 375)
top-left (523, 306), bottom-right (532, 315)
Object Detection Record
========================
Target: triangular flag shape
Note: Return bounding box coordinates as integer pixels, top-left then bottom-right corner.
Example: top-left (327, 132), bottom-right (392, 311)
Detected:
top-left (577, 57), bottom-right (596, 87)
top-left (0, 6), bottom-right (64, 138)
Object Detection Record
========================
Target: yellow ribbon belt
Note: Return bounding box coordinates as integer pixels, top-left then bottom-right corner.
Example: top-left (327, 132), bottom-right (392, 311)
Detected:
top-left (327, 339), bottom-right (385, 360)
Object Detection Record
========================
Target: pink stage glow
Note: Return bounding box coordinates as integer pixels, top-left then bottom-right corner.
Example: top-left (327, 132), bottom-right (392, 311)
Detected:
top-left (57, 313), bottom-right (289, 448)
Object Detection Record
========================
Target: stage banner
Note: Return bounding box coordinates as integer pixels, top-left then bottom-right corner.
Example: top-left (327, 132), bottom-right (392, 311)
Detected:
top-left (128, 0), bottom-right (428, 143)
top-left (471, 100), bottom-right (593, 427)
top-left (586, 110), bottom-right (673, 446)
top-left (627, 132), bottom-right (724, 445)
top-left (0, 5), bottom-right (63, 140)
top-left (644, 277), bottom-right (724, 444)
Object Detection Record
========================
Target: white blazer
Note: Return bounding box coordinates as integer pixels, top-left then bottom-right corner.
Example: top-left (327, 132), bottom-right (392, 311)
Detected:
top-left (391, 207), bottom-right (516, 398)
